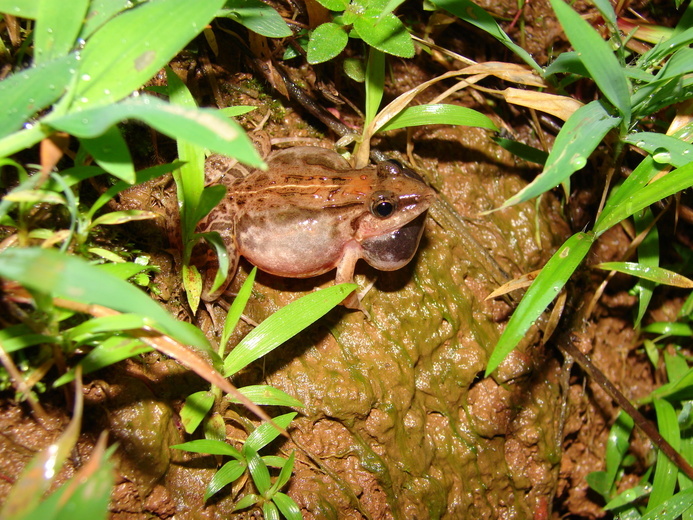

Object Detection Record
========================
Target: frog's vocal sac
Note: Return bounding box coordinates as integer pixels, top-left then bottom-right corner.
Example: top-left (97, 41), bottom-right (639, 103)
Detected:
top-left (198, 146), bottom-right (435, 308)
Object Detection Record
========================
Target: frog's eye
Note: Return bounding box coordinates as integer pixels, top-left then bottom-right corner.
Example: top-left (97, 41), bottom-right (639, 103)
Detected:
top-left (371, 191), bottom-right (397, 218)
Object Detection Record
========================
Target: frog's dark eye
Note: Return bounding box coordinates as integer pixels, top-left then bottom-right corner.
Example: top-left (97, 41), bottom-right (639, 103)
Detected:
top-left (371, 191), bottom-right (397, 218)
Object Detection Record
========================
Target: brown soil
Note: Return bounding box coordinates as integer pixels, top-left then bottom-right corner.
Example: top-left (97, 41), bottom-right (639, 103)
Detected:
top-left (0, 1), bottom-right (686, 519)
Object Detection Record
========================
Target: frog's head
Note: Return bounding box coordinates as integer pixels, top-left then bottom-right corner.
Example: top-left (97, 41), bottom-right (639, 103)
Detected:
top-left (354, 160), bottom-right (435, 241)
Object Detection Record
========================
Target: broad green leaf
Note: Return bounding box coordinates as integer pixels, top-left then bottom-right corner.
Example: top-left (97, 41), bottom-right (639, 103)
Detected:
top-left (486, 232), bottom-right (595, 375)
top-left (604, 485), bottom-right (654, 510)
top-left (313, 0), bottom-right (348, 11)
top-left (53, 336), bottom-right (151, 387)
top-left (595, 160), bottom-right (693, 235)
top-left (72, 0), bottom-right (227, 110)
top-left (273, 492), bottom-right (302, 520)
top-left (595, 262), bottom-right (693, 288)
top-left (352, 11), bottom-right (414, 58)
top-left (307, 23), bottom-right (349, 64)
top-left (204, 460), bottom-right (246, 501)
top-left (244, 413), bottom-right (296, 453)
top-left (0, 324), bottom-right (58, 353)
top-left (0, 247), bottom-right (208, 348)
top-left (96, 262), bottom-right (155, 281)
top-left (195, 231), bottom-right (230, 296)
top-left (378, 104), bottom-right (498, 133)
top-left (220, 267), bottom-right (257, 355)
top-left (218, 0), bottom-right (292, 38)
top-left (79, 0), bottom-right (132, 40)
top-left (493, 137), bottom-right (548, 165)
top-left (586, 412), bottom-right (634, 499)
top-left (48, 95), bottom-right (263, 167)
top-left (632, 208), bottom-right (658, 328)
top-left (0, 53), bottom-right (78, 139)
top-left (223, 283), bottom-right (357, 376)
top-left (624, 132), bottom-right (693, 168)
top-left (86, 161), bottom-right (180, 218)
top-left (171, 439), bottom-right (243, 458)
top-left (499, 101), bottom-right (620, 209)
top-left (65, 313), bottom-right (150, 342)
top-left (180, 391), bottom-right (216, 434)
top-left (431, 0), bottom-right (541, 72)
top-left (90, 210), bottom-right (158, 227)
top-left (543, 52), bottom-right (588, 78)
top-left (227, 384), bottom-right (305, 408)
top-left (365, 48), bottom-right (385, 129)
top-left (245, 448), bottom-right (272, 495)
top-left (550, 0), bottom-right (631, 123)
top-left (79, 126), bottom-right (135, 182)
top-left (34, 0), bottom-right (89, 64)
top-left (647, 399), bottom-right (680, 511)
top-left (234, 493), bottom-right (261, 511)
top-left (640, 489), bottom-right (693, 520)
top-left (642, 322), bottom-right (693, 337)
top-left (192, 185), bottom-right (228, 230)
top-left (0, 0), bottom-right (39, 18)
top-left (167, 65), bottom-right (206, 238)
top-left (269, 452), bottom-right (295, 494)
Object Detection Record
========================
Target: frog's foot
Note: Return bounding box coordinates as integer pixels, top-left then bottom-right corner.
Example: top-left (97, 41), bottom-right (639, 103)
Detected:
top-left (340, 280), bottom-right (374, 319)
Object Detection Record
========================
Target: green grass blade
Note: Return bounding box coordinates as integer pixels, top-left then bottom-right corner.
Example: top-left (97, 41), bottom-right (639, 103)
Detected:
top-left (0, 247), bottom-right (208, 348)
top-left (53, 336), bottom-right (151, 387)
top-left (378, 104), bottom-right (498, 133)
top-left (223, 283), bottom-right (357, 376)
top-left (624, 132), bottom-right (693, 168)
top-left (180, 391), bottom-right (216, 434)
top-left (79, 126), bottom-right (135, 183)
top-left (0, 53), bottom-right (78, 139)
top-left (220, 268), bottom-right (257, 356)
top-left (72, 0), bottom-right (227, 109)
top-left (595, 262), bottom-right (693, 288)
top-left (364, 48), bottom-right (385, 129)
top-left (245, 448), bottom-right (272, 495)
top-left (218, 0), bottom-right (292, 38)
top-left (595, 160), bottom-right (693, 235)
top-left (647, 398), bottom-right (680, 511)
top-left (204, 460), bottom-right (246, 501)
top-left (498, 101), bottom-right (620, 209)
top-left (48, 95), bottom-right (262, 167)
top-left (431, 0), bottom-right (541, 73)
top-left (640, 488), bottom-right (693, 520)
top-left (171, 439), bottom-right (243, 458)
top-left (273, 492), bottom-right (302, 520)
top-left (485, 232), bottom-right (595, 375)
top-left (550, 0), bottom-right (631, 123)
top-left (632, 208), bottom-right (658, 328)
top-left (0, 0), bottom-right (39, 18)
top-left (227, 384), bottom-right (304, 408)
top-left (244, 413), bottom-right (297, 453)
top-left (34, 0), bottom-right (89, 64)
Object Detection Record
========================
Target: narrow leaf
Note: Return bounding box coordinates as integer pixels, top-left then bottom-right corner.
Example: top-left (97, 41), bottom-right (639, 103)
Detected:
top-left (595, 262), bottom-right (693, 288)
top-left (223, 283), bottom-right (357, 376)
top-left (498, 101), bottom-right (620, 209)
top-left (486, 232), bottom-right (595, 375)
top-left (550, 0), bottom-right (631, 123)
top-left (378, 104), bottom-right (498, 132)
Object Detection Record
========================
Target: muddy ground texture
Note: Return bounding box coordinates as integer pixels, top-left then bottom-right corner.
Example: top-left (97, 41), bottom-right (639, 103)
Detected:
top-left (1, 0), bottom-right (689, 518)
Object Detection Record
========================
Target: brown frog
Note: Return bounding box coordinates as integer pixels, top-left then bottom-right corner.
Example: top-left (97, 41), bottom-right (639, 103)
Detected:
top-left (199, 146), bottom-right (435, 309)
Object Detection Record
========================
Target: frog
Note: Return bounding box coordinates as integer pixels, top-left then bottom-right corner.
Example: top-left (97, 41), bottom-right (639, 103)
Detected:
top-left (198, 146), bottom-right (435, 309)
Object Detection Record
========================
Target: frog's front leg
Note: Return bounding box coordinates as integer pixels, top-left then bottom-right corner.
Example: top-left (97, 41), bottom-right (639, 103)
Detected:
top-left (335, 242), bottom-right (365, 310)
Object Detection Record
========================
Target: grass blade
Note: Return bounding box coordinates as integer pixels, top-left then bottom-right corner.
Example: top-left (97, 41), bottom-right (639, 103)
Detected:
top-left (223, 283), bottom-right (356, 376)
top-left (72, 0), bottom-right (227, 109)
top-left (498, 101), bottom-right (620, 209)
top-left (485, 232), bottom-right (595, 375)
top-left (550, 0), bottom-right (631, 123)
top-left (378, 104), bottom-right (498, 132)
